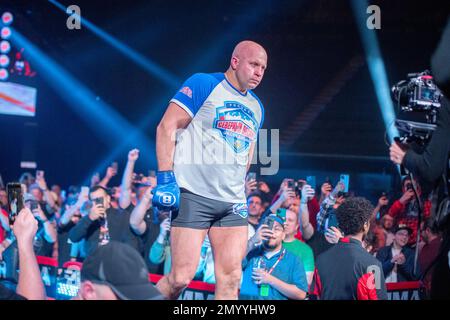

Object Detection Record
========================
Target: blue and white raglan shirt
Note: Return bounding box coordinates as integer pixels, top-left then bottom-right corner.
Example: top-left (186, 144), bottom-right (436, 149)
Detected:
top-left (170, 73), bottom-right (264, 203)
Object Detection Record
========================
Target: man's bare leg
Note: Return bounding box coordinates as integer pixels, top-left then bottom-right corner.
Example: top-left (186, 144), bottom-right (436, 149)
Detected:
top-left (156, 227), bottom-right (208, 299)
top-left (209, 226), bottom-right (248, 300)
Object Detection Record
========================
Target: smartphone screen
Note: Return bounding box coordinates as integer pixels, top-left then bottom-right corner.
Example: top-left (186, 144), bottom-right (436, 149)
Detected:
top-left (306, 176), bottom-right (316, 190)
top-left (30, 200), bottom-right (39, 211)
top-left (287, 179), bottom-right (295, 191)
top-left (36, 170), bottom-right (44, 178)
top-left (7, 182), bottom-right (24, 225)
top-left (340, 174), bottom-right (350, 193)
top-left (93, 197), bottom-right (104, 207)
top-left (111, 162), bottom-right (118, 171)
top-left (247, 172), bottom-right (256, 182)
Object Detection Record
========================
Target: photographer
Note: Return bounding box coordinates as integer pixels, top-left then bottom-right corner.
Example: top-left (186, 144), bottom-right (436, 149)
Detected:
top-left (0, 208), bottom-right (46, 300)
top-left (387, 177), bottom-right (431, 246)
top-left (389, 18), bottom-right (450, 299)
top-left (68, 186), bottom-right (137, 258)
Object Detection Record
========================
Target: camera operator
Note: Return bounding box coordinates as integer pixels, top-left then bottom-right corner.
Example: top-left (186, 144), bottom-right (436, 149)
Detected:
top-left (389, 18), bottom-right (450, 299)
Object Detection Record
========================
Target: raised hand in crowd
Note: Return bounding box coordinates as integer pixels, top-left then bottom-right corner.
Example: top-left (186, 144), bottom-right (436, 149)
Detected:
top-left (377, 195), bottom-right (389, 208)
top-left (91, 173), bottom-right (100, 187)
top-left (257, 181), bottom-right (270, 194)
top-left (120, 149), bottom-right (140, 209)
top-left (300, 184), bottom-right (315, 204)
top-left (156, 217), bottom-right (171, 244)
top-left (247, 223), bottom-right (274, 254)
top-left (371, 194), bottom-right (389, 221)
top-left (320, 181), bottom-right (332, 199)
top-left (30, 203), bottom-right (57, 243)
top-left (399, 189), bottom-right (415, 205)
top-left (98, 164), bottom-right (118, 188)
top-left (35, 171), bottom-right (56, 209)
top-left (13, 208), bottom-right (46, 300)
top-left (88, 203), bottom-right (106, 221)
top-left (324, 226), bottom-right (343, 244)
top-left (245, 179), bottom-right (258, 197)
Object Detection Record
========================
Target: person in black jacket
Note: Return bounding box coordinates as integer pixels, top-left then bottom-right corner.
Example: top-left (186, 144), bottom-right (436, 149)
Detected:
top-left (389, 17), bottom-right (450, 299)
top-left (376, 225), bottom-right (418, 283)
top-left (311, 197), bottom-right (387, 300)
top-left (68, 186), bottom-right (138, 258)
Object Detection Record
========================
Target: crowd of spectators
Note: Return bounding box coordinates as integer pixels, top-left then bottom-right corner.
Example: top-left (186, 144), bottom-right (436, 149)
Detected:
top-left (0, 149), bottom-right (443, 300)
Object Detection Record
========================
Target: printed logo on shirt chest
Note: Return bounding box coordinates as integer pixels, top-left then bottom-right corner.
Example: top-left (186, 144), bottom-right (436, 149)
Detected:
top-left (213, 101), bottom-right (258, 153)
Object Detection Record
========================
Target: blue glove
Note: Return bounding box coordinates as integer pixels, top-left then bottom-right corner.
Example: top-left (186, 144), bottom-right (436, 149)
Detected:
top-left (152, 171), bottom-right (180, 211)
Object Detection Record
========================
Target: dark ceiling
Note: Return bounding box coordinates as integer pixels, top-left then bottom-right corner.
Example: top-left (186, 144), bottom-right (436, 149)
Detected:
top-left (0, 0), bottom-right (448, 187)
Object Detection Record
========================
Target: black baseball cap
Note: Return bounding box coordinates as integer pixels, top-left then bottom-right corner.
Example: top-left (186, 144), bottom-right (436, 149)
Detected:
top-left (394, 224), bottom-right (413, 235)
top-left (81, 241), bottom-right (163, 300)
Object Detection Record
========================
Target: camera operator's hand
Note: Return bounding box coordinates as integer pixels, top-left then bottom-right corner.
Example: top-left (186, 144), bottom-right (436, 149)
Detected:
top-left (13, 208), bottom-right (38, 247)
top-left (245, 179), bottom-right (258, 196)
top-left (301, 184), bottom-right (315, 204)
top-left (389, 141), bottom-right (407, 165)
top-left (128, 148), bottom-right (140, 163)
top-left (88, 203), bottom-right (106, 221)
top-left (321, 182), bottom-right (332, 198)
top-left (253, 224), bottom-right (274, 245)
top-left (399, 189), bottom-right (415, 205)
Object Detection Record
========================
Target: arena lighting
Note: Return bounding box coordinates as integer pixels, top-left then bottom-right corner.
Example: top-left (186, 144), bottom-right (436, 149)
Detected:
top-left (1, 27), bottom-right (11, 40)
top-left (0, 40), bottom-right (11, 53)
top-left (1, 12), bottom-right (14, 25)
top-left (350, 0), bottom-right (399, 145)
top-left (10, 29), bottom-right (153, 154)
top-left (0, 54), bottom-right (9, 67)
top-left (48, 0), bottom-right (180, 87)
top-left (0, 68), bottom-right (8, 81)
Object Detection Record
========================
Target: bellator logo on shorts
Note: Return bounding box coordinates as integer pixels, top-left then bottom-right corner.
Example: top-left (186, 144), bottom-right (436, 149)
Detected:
top-left (213, 101), bottom-right (258, 153)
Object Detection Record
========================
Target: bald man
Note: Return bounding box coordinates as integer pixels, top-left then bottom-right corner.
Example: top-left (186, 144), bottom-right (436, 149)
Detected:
top-left (153, 40), bottom-right (267, 299)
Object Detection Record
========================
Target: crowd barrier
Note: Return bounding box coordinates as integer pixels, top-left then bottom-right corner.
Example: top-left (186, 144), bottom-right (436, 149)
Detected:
top-left (36, 256), bottom-right (421, 300)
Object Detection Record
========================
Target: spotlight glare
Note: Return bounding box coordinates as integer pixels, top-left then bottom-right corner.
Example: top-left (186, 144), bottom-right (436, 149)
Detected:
top-left (1, 12), bottom-right (14, 25)
top-left (0, 54), bottom-right (9, 67)
top-left (1, 27), bottom-right (12, 40)
top-left (0, 68), bottom-right (8, 81)
top-left (0, 40), bottom-right (11, 53)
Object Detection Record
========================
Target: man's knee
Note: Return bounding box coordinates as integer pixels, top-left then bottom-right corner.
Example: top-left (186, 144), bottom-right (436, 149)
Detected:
top-left (215, 267), bottom-right (242, 288)
top-left (168, 270), bottom-right (195, 289)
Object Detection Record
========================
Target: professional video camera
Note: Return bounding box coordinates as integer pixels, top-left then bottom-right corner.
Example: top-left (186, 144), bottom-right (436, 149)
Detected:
top-left (392, 70), bottom-right (443, 145)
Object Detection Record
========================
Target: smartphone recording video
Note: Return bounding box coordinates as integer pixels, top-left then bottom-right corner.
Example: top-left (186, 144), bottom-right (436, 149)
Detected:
top-left (7, 182), bottom-right (24, 225)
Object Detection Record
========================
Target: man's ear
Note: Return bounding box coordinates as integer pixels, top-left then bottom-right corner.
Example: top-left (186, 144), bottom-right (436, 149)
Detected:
top-left (362, 222), bottom-right (369, 234)
top-left (80, 281), bottom-right (96, 300)
top-left (230, 56), bottom-right (239, 70)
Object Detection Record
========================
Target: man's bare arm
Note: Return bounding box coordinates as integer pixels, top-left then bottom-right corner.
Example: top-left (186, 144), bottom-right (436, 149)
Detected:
top-left (156, 102), bottom-right (192, 171)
